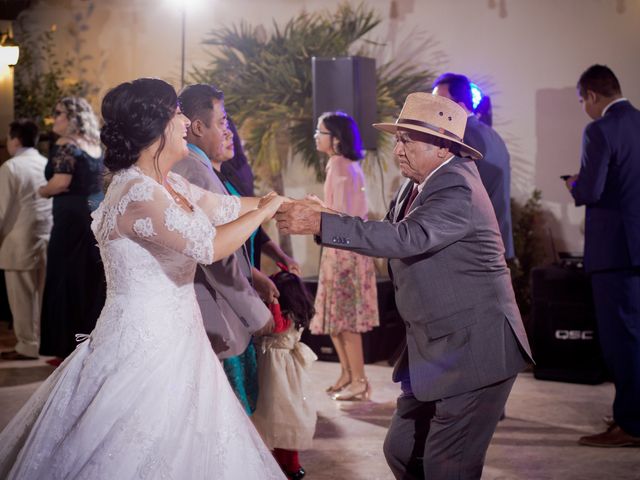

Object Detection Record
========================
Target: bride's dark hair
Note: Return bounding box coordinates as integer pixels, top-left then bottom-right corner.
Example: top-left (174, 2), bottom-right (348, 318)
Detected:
top-left (100, 78), bottom-right (178, 172)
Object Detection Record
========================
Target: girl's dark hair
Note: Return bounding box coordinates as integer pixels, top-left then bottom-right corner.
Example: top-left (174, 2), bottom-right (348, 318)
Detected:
top-left (270, 271), bottom-right (315, 329)
top-left (100, 78), bottom-right (178, 172)
top-left (319, 111), bottom-right (364, 161)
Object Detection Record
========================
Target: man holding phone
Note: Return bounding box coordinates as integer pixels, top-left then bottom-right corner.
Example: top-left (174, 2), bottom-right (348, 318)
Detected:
top-left (565, 65), bottom-right (640, 448)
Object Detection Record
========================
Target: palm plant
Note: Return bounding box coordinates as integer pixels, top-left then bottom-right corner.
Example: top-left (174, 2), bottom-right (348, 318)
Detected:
top-left (193, 2), bottom-right (436, 181)
top-left (192, 2), bottom-right (438, 253)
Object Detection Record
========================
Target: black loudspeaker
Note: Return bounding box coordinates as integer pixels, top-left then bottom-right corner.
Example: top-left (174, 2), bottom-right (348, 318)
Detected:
top-left (301, 277), bottom-right (405, 364)
top-left (312, 56), bottom-right (377, 150)
top-left (530, 265), bottom-right (607, 384)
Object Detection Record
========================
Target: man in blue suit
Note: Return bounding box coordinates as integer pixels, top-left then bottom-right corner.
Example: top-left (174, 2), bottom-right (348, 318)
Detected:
top-left (566, 64), bottom-right (640, 447)
top-left (432, 73), bottom-right (515, 260)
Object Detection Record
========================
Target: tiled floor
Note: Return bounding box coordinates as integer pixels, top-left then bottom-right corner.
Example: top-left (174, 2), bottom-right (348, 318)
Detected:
top-left (1, 321), bottom-right (639, 479)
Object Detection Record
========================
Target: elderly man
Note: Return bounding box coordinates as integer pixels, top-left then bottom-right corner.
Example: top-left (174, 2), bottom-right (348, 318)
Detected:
top-left (0, 120), bottom-right (52, 360)
top-left (277, 93), bottom-right (532, 479)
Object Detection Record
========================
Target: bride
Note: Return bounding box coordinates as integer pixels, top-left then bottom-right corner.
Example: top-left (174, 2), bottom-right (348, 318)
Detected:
top-left (0, 78), bottom-right (287, 479)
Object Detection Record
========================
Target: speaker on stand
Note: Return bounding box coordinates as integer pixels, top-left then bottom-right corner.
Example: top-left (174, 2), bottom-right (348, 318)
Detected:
top-left (312, 56), bottom-right (377, 150)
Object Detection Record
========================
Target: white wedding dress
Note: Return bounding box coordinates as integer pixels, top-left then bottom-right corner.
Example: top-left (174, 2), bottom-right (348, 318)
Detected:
top-left (0, 167), bottom-right (285, 479)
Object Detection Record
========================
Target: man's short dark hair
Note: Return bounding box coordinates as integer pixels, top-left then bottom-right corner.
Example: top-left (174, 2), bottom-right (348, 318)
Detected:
top-left (432, 73), bottom-right (474, 111)
top-left (178, 84), bottom-right (224, 126)
top-left (9, 119), bottom-right (39, 148)
top-left (577, 65), bottom-right (621, 98)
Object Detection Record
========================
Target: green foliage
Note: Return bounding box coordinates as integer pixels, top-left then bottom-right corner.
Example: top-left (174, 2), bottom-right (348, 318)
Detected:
top-left (13, 3), bottom-right (98, 131)
top-left (192, 2), bottom-right (436, 185)
top-left (510, 189), bottom-right (547, 316)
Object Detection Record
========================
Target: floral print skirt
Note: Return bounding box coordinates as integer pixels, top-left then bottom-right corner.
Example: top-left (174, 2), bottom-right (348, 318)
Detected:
top-left (309, 247), bottom-right (379, 335)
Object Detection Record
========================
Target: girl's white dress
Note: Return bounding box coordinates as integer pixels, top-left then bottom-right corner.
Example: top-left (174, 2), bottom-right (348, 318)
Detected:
top-left (252, 325), bottom-right (317, 450)
top-left (0, 167), bottom-right (285, 479)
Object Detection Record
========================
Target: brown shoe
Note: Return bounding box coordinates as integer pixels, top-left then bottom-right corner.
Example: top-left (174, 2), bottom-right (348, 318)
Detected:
top-left (0, 350), bottom-right (38, 361)
top-left (579, 424), bottom-right (640, 447)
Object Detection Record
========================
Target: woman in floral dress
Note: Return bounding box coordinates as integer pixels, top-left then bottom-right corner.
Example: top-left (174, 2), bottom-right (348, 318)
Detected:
top-left (309, 111), bottom-right (379, 401)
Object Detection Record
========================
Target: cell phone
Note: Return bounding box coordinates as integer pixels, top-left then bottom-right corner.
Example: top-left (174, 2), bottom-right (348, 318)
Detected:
top-left (560, 175), bottom-right (571, 181)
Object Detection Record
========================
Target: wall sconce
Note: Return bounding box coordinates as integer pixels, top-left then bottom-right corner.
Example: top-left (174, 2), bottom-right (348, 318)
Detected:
top-left (0, 32), bottom-right (20, 67)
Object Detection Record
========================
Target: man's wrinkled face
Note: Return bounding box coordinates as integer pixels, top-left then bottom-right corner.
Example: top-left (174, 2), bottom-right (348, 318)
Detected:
top-left (393, 129), bottom-right (449, 184)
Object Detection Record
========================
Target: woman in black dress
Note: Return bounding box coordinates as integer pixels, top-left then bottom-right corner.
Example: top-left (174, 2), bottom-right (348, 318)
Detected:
top-left (38, 97), bottom-right (106, 363)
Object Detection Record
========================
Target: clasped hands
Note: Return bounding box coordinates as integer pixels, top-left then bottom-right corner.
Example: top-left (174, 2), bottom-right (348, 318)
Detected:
top-left (258, 192), bottom-right (331, 235)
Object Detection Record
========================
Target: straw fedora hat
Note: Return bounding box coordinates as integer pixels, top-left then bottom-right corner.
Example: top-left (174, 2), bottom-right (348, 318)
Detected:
top-left (373, 92), bottom-right (483, 160)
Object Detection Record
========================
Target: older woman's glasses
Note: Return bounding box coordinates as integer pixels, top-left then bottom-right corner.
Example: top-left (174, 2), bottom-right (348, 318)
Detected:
top-left (315, 129), bottom-right (331, 136)
top-left (52, 109), bottom-right (65, 118)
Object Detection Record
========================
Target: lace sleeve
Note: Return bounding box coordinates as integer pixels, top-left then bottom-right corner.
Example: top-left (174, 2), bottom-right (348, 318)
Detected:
top-left (169, 172), bottom-right (240, 226)
top-left (51, 143), bottom-right (78, 174)
top-left (115, 178), bottom-right (217, 264)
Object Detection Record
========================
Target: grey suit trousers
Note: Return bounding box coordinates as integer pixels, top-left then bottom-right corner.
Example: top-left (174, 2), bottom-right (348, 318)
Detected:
top-left (383, 375), bottom-right (516, 480)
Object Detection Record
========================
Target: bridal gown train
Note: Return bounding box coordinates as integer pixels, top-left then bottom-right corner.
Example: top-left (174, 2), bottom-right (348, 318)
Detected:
top-left (0, 167), bottom-right (285, 479)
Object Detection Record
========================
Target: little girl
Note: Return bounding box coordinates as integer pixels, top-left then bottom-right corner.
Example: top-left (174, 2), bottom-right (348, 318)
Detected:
top-left (252, 266), bottom-right (318, 480)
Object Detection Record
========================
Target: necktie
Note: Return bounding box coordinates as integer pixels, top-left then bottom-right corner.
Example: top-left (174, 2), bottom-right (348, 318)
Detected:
top-left (399, 184), bottom-right (419, 219)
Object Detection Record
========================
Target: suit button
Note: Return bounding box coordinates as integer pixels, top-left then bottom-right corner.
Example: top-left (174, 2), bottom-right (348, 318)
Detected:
top-left (346, 239), bottom-right (350, 245)
top-left (332, 237), bottom-right (337, 243)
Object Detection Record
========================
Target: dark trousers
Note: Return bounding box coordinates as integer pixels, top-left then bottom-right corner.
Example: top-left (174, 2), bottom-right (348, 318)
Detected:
top-left (383, 376), bottom-right (516, 480)
top-left (591, 269), bottom-right (640, 437)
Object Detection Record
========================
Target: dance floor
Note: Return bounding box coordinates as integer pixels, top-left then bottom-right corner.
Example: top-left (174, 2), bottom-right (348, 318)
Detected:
top-left (1, 321), bottom-right (638, 479)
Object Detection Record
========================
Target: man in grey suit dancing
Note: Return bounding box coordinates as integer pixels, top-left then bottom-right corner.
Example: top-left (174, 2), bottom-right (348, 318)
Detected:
top-left (276, 93), bottom-right (532, 479)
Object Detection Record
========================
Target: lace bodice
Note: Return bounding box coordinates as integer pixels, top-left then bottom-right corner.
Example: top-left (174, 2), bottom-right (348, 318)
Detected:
top-left (92, 167), bottom-right (239, 285)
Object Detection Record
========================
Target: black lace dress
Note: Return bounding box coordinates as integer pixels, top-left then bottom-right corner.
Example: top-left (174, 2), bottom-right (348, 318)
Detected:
top-left (39, 143), bottom-right (106, 358)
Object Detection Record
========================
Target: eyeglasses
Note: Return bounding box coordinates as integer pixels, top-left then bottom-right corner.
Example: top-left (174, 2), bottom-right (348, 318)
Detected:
top-left (315, 129), bottom-right (331, 136)
top-left (52, 109), bottom-right (65, 118)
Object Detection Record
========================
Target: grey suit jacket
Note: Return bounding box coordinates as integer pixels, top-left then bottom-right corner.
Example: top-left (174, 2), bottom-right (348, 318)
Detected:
top-left (320, 157), bottom-right (532, 402)
top-left (172, 147), bottom-right (270, 358)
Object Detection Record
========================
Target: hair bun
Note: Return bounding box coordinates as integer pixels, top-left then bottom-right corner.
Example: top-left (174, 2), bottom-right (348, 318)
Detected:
top-left (100, 78), bottom-right (178, 172)
top-left (101, 121), bottom-right (136, 171)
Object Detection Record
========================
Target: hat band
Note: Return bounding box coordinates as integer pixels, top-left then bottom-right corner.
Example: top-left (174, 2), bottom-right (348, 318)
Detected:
top-left (396, 118), bottom-right (463, 142)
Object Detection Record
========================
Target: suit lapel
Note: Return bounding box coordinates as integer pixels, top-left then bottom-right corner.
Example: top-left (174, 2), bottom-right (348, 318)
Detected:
top-left (393, 179), bottom-right (415, 223)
